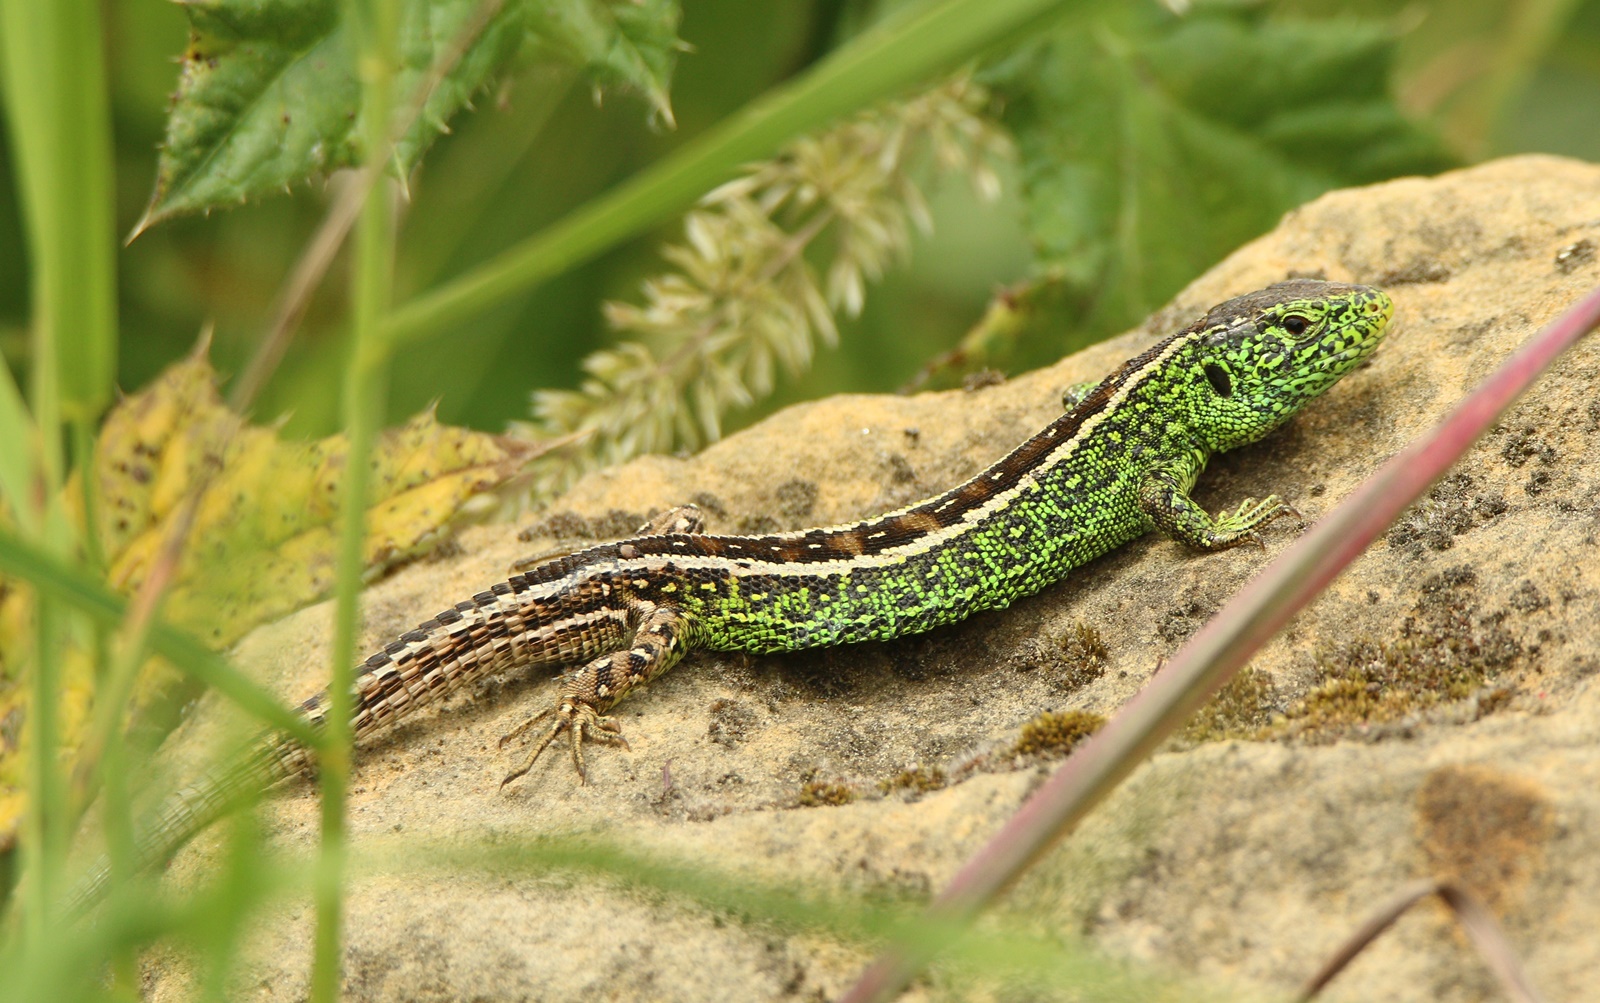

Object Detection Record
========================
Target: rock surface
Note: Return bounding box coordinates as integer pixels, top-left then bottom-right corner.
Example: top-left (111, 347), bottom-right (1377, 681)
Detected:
top-left (143, 155), bottom-right (1600, 1002)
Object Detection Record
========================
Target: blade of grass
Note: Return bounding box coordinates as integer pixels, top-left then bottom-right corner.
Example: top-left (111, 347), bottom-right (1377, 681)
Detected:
top-left (87, 617), bottom-right (143, 991)
top-left (0, 0), bottom-right (113, 482)
top-left (23, 597), bottom-right (63, 936)
top-left (231, 0), bottom-right (509, 411)
top-left (0, 0), bottom-right (117, 933)
top-left (0, 367), bottom-right (41, 536)
top-left (311, 0), bottom-right (400, 996)
top-left (840, 280), bottom-right (1600, 1003)
top-left (382, 0), bottom-right (1102, 348)
top-left (0, 843), bottom-right (304, 1002)
top-left (357, 834), bottom-right (1219, 1002)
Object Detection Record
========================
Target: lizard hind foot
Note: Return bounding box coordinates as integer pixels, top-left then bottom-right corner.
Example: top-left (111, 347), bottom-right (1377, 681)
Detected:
top-left (499, 699), bottom-right (629, 788)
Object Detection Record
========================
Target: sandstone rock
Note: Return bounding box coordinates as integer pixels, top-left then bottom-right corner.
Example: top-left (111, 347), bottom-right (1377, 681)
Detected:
top-left (142, 155), bottom-right (1600, 1002)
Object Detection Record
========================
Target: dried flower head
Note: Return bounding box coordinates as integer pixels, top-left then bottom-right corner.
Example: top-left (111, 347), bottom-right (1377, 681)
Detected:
top-left (522, 73), bottom-right (1011, 491)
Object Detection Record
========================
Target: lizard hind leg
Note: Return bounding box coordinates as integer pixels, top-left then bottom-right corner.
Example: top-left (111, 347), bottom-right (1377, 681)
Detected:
top-left (499, 601), bottom-right (695, 787)
top-left (498, 699), bottom-right (628, 788)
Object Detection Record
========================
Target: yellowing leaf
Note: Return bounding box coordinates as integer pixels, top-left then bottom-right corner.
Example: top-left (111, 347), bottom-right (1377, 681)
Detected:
top-left (0, 341), bottom-right (539, 847)
top-left (94, 352), bottom-right (534, 647)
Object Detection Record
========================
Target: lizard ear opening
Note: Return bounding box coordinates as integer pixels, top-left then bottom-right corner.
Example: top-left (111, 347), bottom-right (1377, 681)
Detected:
top-left (1203, 362), bottom-right (1233, 398)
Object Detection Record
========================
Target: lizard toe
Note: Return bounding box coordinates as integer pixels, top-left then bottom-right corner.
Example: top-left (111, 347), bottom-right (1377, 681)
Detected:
top-left (500, 699), bottom-right (627, 788)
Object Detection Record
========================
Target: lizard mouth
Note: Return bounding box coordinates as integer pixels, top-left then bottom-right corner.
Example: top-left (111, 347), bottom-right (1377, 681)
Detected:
top-left (1315, 294), bottom-right (1393, 373)
top-left (1320, 330), bottom-right (1384, 371)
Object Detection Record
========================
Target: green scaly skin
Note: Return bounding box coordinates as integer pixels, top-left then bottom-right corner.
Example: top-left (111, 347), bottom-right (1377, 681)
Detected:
top-left (495, 278), bottom-right (1392, 780)
top-left (70, 280), bottom-right (1390, 913)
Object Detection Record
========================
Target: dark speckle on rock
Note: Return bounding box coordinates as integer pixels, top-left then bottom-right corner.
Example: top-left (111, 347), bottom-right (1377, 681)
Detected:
top-left (1555, 237), bottom-right (1595, 274)
top-left (1376, 259), bottom-right (1452, 286)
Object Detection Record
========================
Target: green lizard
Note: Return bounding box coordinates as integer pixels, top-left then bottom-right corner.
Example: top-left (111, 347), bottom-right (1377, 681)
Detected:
top-left (73, 279), bottom-right (1391, 909)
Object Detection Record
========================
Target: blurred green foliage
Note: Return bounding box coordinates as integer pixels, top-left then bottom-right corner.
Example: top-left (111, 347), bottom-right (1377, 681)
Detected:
top-left (983, 4), bottom-right (1456, 369)
top-left (1, 0), bottom-right (1597, 443)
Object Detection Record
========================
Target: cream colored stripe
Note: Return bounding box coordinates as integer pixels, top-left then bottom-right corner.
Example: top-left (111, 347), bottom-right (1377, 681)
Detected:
top-left (537, 333), bottom-right (1193, 584)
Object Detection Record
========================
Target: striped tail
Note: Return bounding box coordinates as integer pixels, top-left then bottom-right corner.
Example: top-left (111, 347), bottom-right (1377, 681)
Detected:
top-left (67, 731), bottom-right (312, 917)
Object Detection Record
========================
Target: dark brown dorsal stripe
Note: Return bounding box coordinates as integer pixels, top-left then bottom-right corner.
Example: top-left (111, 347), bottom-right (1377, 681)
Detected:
top-left (509, 328), bottom-right (1185, 577)
top-left (634, 330), bottom-right (1181, 567)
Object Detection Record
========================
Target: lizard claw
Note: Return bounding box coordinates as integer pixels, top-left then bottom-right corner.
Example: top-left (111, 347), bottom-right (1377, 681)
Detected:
top-left (499, 699), bottom-right (628, 788)
top-left (498, 707), bottom-right (554, 749)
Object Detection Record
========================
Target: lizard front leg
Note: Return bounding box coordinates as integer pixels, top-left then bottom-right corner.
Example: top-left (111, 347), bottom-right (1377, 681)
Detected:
top-left (500, 600), bottom-right (698, 786)
top-left (1138, 460), bottom-right (1298, 551)
top-left (1060, 380), bottom-right (1100, 410)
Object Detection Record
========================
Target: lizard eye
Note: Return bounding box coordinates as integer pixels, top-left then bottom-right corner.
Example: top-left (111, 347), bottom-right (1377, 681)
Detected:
top-left (1282, 314), bottom-right (1310, 336)
top-left (1203, 362), bottom-right (1233, 398)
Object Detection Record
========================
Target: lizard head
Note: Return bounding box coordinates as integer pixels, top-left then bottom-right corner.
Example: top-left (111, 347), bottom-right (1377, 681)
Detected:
top-left (1182, 279), bottom-right (1393, 452)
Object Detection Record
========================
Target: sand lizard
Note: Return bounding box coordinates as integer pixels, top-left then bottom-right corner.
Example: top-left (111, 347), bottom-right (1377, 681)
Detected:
top-left (73, 279), bottom-right (1393, 909)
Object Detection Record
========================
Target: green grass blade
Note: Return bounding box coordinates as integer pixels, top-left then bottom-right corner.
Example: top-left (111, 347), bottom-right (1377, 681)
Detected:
top-left (311, 0), bottom-right (401, 997)
top-left (0, 0), bottom-right (118, 934)
top-left (0, 0), bottom-right (117, 427)
top-left (361, 834), bottom-right (1215, 1001)
top-left (383, 0), bottom-right (1102, 347)
top-left (0, 366), bottom-right (39, 536)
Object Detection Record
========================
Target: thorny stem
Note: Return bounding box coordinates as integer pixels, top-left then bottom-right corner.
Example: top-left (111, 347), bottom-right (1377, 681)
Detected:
top-left (231, 0), bottom-right (507, 410)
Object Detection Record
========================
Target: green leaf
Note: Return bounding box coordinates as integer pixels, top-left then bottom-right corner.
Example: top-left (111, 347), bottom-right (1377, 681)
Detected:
top-left (989, 5), bottom-right (1456, 339)
top-left (138, 0), bottom-right (683, 231)
top-left (526, 0), bottom-right (682, 126)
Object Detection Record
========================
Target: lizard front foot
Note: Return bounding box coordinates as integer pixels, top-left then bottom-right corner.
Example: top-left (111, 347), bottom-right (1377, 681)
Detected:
top-left (1207, 495), bottom-right (1300, 549)
top-left (499, 698), bottom-right (629, 787)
